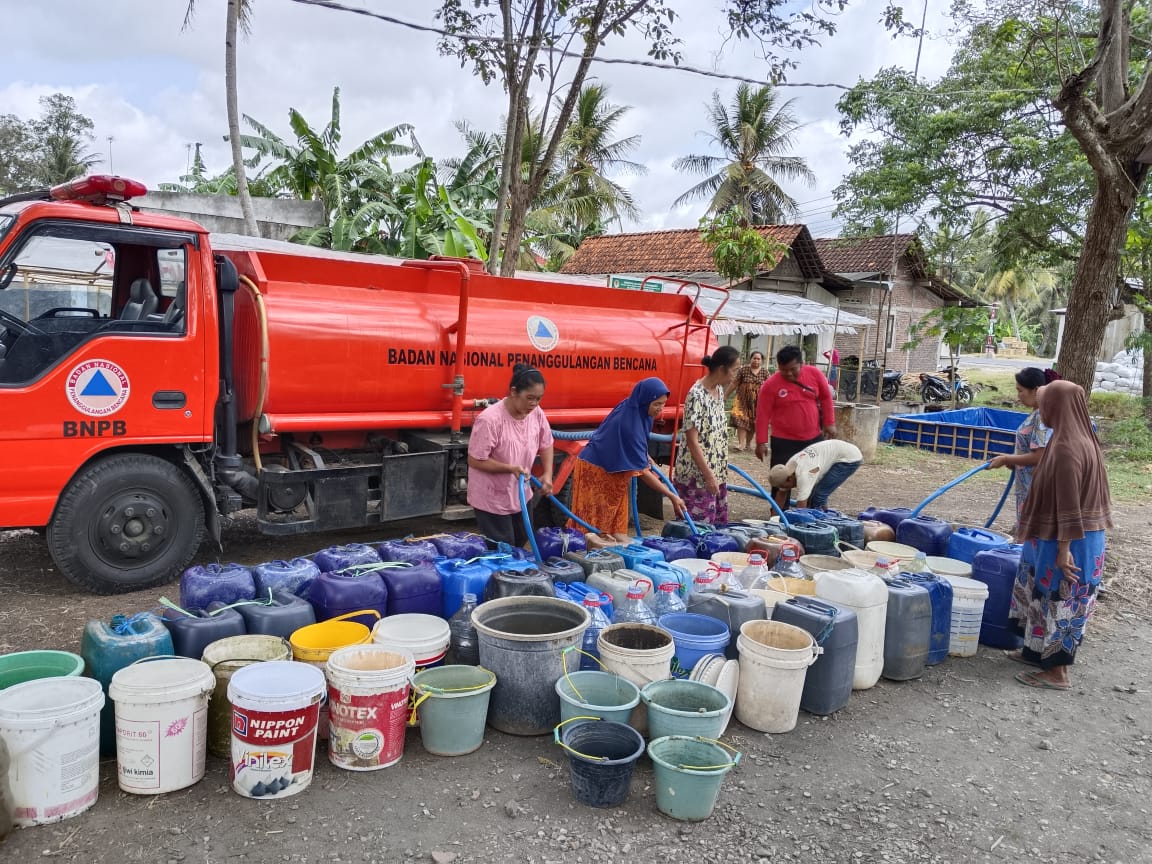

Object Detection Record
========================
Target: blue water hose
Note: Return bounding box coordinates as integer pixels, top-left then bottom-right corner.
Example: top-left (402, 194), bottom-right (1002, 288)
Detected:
top-left (984, 467), bottom-right (1015, 528)
top-left (528, 475), bottom-right (602, 535)
top-left (629, 476), bottom-right (643, 539)
top-left (726, 463), bottom-right (791, 528)
top-left (647, 464), bottom-right (700, 536)
top-left (517, 478), bottom-right (544, 565)
top-left (909, 461), bottom-right (991, 517)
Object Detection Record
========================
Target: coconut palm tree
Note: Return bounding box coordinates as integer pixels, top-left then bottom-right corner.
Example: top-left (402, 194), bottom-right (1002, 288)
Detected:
top-left (673, 83), bottom-right (815, 223)
top-left (183, 0), bottom-right (260, 236)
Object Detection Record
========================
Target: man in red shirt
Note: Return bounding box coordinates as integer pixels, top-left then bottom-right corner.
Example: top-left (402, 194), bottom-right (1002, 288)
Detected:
top-left (755, 345), bottom-right (837, 506)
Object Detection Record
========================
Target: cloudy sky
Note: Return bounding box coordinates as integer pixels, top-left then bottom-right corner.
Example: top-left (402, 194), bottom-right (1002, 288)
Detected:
top-left (1, 0), bottom-right (955, 237)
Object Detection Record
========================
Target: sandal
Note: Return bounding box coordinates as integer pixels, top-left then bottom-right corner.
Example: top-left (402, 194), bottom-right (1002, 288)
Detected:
top-left (1014, 670), bottom-right (1071, 691)
top-left (1003, 650), bottom-right (1039, 666)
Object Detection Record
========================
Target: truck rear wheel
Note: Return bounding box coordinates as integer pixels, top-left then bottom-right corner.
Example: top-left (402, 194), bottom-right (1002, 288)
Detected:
top-left (48, 453), bottom-right (205, 595)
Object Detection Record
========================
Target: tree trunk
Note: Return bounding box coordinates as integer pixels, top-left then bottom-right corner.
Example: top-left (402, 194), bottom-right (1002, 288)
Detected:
top-left (1143, 304), bottom-right (1152, 420)
top-left (499, 188), bottom-right (529, 277)
top-left (225, 0), bottom-right (259, 237)
top-left (1056, 179), bottom-right (1136, 390)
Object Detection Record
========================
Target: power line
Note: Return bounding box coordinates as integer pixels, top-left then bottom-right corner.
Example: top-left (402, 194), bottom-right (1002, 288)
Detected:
top-left (286, 0), bottom-right (851, 90)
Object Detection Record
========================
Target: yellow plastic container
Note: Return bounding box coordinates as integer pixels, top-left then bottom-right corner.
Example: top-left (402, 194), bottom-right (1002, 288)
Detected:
top-left (289, 611), bottom-right (377, 662)
top-left (765, 576), bottom-right (816, 596)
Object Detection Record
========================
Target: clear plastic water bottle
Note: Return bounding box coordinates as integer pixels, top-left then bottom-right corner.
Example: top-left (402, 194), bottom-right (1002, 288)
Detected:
top-left (580, 595), bottom-right (612, 669)
top-left (612, 583), bottom-right (657, 625)
top-left (738, 553), bottom-right (770, 589)
top-left (748, 568), bottom-right (782, 591)
top-left (714, 561), bottom-right (742, 591)
top-left (653, 581), bottom-right (687, 616)
top-left (870, 557), bottom-right (900, 579)
top-left (903, 551), bottom-right (930, 574)
top-left (775, 542), bottom-right (805, 580)
top-left (448, 592), bottom-right (480, 665)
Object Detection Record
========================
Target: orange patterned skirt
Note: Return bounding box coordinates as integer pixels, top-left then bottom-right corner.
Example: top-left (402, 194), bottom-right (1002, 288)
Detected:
top-left (567, 458), bottom-right (640, 537)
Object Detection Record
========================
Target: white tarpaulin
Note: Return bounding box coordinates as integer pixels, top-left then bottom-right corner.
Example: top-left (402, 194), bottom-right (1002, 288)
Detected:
top-left (697, 288), bottom-right (873, 336)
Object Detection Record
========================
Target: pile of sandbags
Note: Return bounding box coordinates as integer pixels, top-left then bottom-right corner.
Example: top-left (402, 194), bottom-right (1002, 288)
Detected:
top-left (1092, 349), bottom-right (1144, 395)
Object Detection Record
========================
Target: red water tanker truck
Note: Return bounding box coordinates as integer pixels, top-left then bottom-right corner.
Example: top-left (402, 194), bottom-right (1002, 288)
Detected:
top-left (0, 176), bottom-right (722, 593)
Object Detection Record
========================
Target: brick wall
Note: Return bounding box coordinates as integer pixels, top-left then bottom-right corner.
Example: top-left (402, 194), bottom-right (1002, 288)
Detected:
top-left (832, 272), bottom-right (944, 373)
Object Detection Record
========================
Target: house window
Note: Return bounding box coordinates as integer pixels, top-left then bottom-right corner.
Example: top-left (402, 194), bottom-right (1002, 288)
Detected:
top-left (886, 314), bottom-right (896, 351)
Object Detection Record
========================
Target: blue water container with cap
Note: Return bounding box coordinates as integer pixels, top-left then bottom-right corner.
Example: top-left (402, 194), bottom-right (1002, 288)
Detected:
top-left (377, 539), bottom-right (440, 564)
top-left (313, 543), bottom-right (381, 573)
top-left (896, 515), bottom-right (954, 557)
top-left (236, 590), bottom-right (316, 639)
top-left (305, 566), bottom-right (387, 628)
top-left (179, 562), bottom-right (255, 610)
top-left (535, 527), bottom-right (587, 560)
top-left (947, 527), bottom-right (1010, 565)
top-left (436, 557), bottom-right (492, 619)
top-left (252, 558), bottom-right (320, 597)
top-left (903, 572), bottom-right (953, 665)
top-left (604, 543), bottom-right (665, 570)
top-left (641, 536), bottom-right (696, 562)
top-left (858, 507), bottom-right (913, 533)
top-left (973, 545), bottom-right (1024, 649)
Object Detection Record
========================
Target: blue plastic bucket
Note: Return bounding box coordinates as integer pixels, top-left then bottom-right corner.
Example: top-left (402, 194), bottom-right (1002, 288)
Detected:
top-left (657, 612), bottom-right (730, 676)
top-left (555, 671), bottom-right (640, 724)
top-left (555, 718), bottom-right (645, 808)
top-left (640, 679), bottom-right (730, 740)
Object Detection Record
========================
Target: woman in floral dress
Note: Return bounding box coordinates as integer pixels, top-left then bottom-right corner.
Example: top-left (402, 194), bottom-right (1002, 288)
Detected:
top-left (674, 346), bottom-right (740, 524)
top-left (987, 367), bottom-right (1057, 534)
top-left (1008, 380), bottom-right (1111, 690)
top-left (729, 351), bottom-right (768, 452)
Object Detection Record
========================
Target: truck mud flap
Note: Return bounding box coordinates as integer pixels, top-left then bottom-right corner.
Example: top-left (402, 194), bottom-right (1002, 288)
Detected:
top-left (256, 451), bottom-right (447, 535)
top-left (182, 448), bottom-right (222, 551)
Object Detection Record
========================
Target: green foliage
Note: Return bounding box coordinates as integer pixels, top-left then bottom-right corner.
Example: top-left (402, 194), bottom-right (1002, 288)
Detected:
top-left (904, 305), bottom-right (991, 366)
top-left (1090, 392), bottom-right (1146, 422)
top-left (699, 210), bottom-right (787, 285)
top-left (673, 84), bottom-right (815, 223)
top-left (1103, 416), bottom-right (1152, 462)
top-left (0, 94), bottom-right (101, 193)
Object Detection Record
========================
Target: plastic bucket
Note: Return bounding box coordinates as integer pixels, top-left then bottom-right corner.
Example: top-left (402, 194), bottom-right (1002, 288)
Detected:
top-left (555, 671), bottom-right (640, 725)
top-left (865, 540), bottom-right (919, 562)
top-left (555, 718), bottom-right (645, 808)
top-left (201, 636), bottom-right (291, 757)
top-left (289, 610), bottom-right (376, 740)
top-left (657, 612), bottom-right (730, 677)
top-left (799, 555), bottom-right (851, 580)
top-left (925, 556), bottom-right (973, 578)
top-left (472, 597), bottom-right (590, 736)
top-left (109, 657), bottom-right (215, 795)
top-left (710, 551), bottom-right (750, 568)
top-left (766, 577), bottom-right (816, 596)
top-left (228, 660), bottom-right (326, 798)
top-left (941, 575), bottom-right (989, 657)
top-left (735, 621), bottom-right (820, 733)
top-left (0, 677), bottom-right (103, 826)
top-left (647, 735), bottom-right (741, 821)
top-left (640, 679), bottom-right (730, 740)
top-left (326, 645), bottom-right (414, 771)
top-left (371, 614), bottom-right (450, 670)
top-left (749, 588), bottom-right (792, 611)
top-left (837, 542), bottom-right (885, 569)
top-left (597, 624), bottom-right (674, 734)
top-left (0, 651), bottom-right (84, 690)
top-left (410, 665), bottom-right (496, 756)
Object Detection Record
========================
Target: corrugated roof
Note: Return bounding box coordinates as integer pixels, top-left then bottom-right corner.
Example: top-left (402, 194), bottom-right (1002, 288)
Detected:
top-left (813, 234), bottom-right (969, 303)
top-left (561, 225), bottom-right (806, 275)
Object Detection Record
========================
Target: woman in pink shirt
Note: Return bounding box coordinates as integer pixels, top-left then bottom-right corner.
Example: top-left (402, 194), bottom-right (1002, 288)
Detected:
top-left (467, 364), bottom-right (555, 547)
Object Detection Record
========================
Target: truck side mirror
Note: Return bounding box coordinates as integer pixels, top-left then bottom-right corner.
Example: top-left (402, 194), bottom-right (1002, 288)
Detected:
top-left (214, 254), bottom-right (239, 294)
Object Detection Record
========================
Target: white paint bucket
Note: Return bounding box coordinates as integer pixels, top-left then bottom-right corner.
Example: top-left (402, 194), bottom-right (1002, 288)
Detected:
top-left (371, 615), bottom-right (450, 670)
top-left (109, 657), bottom-right (215, 795)
top-left (735, 621), bottom-right (820, 734)
top-left (326, 645), bottom-right (415, 771)
top-left (0, 677), bottom-right (103, 826)
top-left (228, 661), bottom-right (326, 799)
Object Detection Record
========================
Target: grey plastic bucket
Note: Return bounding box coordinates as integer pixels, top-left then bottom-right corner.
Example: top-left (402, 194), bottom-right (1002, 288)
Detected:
top-left (411, 665), bottom-right (497, 756)
top-left (555, 718), bottom-right (645, 808)
top-left (648, 735), bottom-right (741, 821)
top-left (555, 671), bottom-right (640, 724)
top-left (472, 597), bottom-right (589, 735)
top-left (640, 679), bottom-right (730, 740)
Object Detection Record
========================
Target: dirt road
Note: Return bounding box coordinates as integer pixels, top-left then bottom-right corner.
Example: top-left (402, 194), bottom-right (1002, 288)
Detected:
top-left (2, 449), bottom-right (1149, 863)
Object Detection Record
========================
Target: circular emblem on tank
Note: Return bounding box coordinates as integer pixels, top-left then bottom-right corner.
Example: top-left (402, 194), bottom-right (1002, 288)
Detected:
top-left (66, 359), bottom-right (131, 416)
top-left (526, 315), bottom-right (560, 352)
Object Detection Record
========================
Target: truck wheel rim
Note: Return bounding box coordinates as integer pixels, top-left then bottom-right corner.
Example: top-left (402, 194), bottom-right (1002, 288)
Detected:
top-left (92, 490), bottom-right (171, 566)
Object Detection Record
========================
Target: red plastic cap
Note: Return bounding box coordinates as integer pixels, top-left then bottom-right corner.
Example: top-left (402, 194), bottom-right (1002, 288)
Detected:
top-left (49, 175), bottom-right (147, 203)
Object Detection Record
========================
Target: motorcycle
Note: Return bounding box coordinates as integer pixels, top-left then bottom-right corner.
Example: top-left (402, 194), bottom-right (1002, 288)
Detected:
top-left (919, 365), bottom-right (973, 405)
top-left (839, 357), bottom-right (903, 401)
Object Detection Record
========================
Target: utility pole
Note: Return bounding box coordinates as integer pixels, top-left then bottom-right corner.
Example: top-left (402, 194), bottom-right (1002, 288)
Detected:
top-left (107, 137), bottom-right (114, 174)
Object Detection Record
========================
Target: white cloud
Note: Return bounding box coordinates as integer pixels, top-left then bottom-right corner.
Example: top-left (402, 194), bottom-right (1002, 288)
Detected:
top-left (0, 0), bottom-right (957, 237)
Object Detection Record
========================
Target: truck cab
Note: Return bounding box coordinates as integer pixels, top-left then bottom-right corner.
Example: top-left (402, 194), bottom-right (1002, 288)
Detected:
top-left (0, 176), bottom-right (218, 593)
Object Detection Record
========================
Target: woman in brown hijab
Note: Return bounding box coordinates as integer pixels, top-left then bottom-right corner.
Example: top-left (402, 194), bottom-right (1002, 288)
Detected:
top-left (1008, 380), bottom-right (1111, 690)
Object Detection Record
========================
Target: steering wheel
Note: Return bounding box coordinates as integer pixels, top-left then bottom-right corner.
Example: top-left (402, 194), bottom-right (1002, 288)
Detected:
top-left (0, 308), bottom-right (46, 338)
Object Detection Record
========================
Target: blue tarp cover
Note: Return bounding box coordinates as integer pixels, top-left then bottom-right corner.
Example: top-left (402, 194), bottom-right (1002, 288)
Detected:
top-left (880, 407), bottom-right (1029, 460)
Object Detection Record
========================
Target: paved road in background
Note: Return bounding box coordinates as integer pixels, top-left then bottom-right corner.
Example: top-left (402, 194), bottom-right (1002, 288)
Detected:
top-left (957, 353), bottom-right (1052, 371)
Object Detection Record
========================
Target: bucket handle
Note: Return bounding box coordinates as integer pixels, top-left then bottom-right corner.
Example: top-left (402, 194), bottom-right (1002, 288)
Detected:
top-left (835, 540), bottom-right (864, 554)
top-left (6, 719), bottom-right (63, 759)
top-left (676, 736), bottom-right (743, 770)
top-left (559, 646), bottom-right (611, 703)
top-left (409, 668), bottom-right (497, 725)
top-left (552, 716), bottom-right (610, 762)
top-left (629, 577), bottom-right (654, 597)
top-left (329, 609), bottom-right (382, 624)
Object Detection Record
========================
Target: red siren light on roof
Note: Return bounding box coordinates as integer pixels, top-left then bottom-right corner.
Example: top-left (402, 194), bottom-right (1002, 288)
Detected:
top-left (49, 175), bottom-right (147, 204)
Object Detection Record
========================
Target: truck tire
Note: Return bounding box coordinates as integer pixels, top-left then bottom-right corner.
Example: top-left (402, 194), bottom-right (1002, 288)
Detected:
top-left (48, 453), bottom-right (205, 595)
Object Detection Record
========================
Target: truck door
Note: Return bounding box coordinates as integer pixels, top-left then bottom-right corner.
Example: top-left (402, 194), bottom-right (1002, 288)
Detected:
top-left (0, 220), bottom-right (212, 591)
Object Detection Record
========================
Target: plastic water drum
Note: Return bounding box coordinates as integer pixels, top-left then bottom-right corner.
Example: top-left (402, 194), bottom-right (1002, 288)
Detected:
top-left (109, 657), bottom-right (216, 795)
top-left (786, 521), bottom-right (838, 556)
top-left (857, 507), bottom-right (913, 532)
top-left (939, 575), bottom-right (989, 657)
top-left (972, 545), bottom-right (1024, 649)
top-left (896, 516), bottom-right (953, 557)
top-left (0, 677), bottom-right (104, 826)
top-left (815, 568), bottom-right (888, 690)
top-left (641, 536), bottom-right (697, 562)
top-left (947, 527), bottom-right (1010, 564)
top-left (903, 573), bottom-right (954, 666)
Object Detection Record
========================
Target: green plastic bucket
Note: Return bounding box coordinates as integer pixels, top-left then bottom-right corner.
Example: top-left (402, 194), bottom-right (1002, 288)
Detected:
top-left (201, 635), bottom-right (292, 757)
top-left (411, 665), bottom-right (497, 756)
top-left (555, 671), bottom-right (640, 725)
top-left (640, 679), bottom-right (730, 740)
top-left (0, 651), bottom-right (84, 690)
top-left (647, 735), bottom-right (742, 821)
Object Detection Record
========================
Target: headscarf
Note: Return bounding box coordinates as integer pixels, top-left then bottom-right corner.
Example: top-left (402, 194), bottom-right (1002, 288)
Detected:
top-left (1017, 380), bottom-right (1112, 542)
top-left (579, 377), bottom-right (670, 473)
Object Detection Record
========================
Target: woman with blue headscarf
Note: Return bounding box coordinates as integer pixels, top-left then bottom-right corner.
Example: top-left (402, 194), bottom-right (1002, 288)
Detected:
top-left (568, 378), bottom-right (686, 541)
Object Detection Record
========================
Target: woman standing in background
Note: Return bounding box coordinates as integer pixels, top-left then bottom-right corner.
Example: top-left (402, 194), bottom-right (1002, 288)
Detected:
top-left (729, 351), bottom-right (768, 452)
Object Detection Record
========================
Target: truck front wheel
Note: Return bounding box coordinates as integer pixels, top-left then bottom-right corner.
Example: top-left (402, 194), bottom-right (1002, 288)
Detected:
top-left (48, 453), bottom-right (205, 595)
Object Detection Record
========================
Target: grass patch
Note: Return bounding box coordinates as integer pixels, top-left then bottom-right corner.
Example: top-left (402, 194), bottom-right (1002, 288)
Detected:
top-left (1088, 392), bottom-right (1146, 421)
top-left (966, 369), bottom-right (1019, 407)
